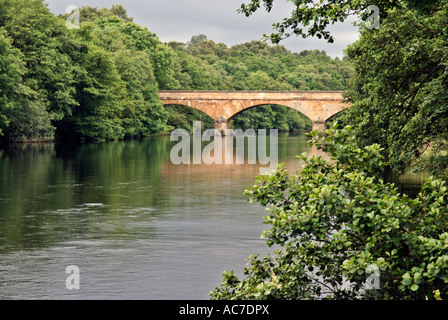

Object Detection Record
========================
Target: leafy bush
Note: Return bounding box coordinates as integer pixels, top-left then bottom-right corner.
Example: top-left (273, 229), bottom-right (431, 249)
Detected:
top-left (210, 123), bottom-right (448, 300)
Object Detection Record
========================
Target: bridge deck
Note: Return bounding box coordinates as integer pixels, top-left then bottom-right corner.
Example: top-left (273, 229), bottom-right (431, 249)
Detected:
top-left (158, 90), bottom-right (345, 101)
top-left (157, 90), bottom-right (349, 131)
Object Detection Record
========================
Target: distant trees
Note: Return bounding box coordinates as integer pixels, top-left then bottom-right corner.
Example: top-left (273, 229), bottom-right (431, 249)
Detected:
top-left (187, 34), bottom-right (208, 47)
top-left (168, 36), bottom-right (353, 132)
top-left (78, 4), bottom-right (134, 23)
top-left (179, 38), bottom-right (352, 92)
top-left (0, 1), bottom-right (352, 142)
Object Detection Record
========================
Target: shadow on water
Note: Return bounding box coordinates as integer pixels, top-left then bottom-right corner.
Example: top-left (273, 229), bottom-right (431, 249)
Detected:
top-left (383, 167), bottom-right (430, 198)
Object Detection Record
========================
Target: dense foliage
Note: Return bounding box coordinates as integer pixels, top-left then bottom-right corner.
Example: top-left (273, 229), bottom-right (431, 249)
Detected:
top-left (210, 124), bottom-right (448, 300)
top-left (0, 1), bottom-right (172, 142)
top-left (0, 1), bottom-right (352, 142)
top-left (238, 0), bottom-right (448, 178)
top-left (343, 1), bottom-right (448, 179)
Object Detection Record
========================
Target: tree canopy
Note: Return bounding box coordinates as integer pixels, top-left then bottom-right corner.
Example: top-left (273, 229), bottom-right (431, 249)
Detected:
top-left (0, 0), bottom-right (175, 142)
top-left (0, 1), bottom-right (352, 142)
top-left (343, 2), bottom-right (448, 179)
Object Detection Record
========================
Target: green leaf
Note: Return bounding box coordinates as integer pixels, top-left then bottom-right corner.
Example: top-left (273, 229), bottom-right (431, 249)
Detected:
top-left (402, 278), bottom-right (412, 286)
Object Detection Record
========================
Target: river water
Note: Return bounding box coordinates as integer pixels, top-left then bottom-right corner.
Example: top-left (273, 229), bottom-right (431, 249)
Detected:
top-left (0, 132), bottom-right (427, 299)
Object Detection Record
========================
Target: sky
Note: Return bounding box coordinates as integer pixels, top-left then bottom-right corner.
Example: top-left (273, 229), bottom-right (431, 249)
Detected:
top-left (44, 0), bottom-right (361, 59)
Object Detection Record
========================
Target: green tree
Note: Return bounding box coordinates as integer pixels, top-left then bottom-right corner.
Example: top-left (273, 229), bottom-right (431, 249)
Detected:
top-left (0, 0), bottom-right (75, 141)
top-left (210, 123), bottom-right (448, 300)
top-left (232, 105), bottom-right (312, 132)
top-left (171, 50), bottom-right (232, 90)
top-left (93, 15), bottom-right (179, 90)
top-left (0, 30), bottom-right (25, 136)
top-left (0, 29), bottom-right (54, 141)
top-left (237, 0), bottom-right (409, 44)
top-left (65, 16), bottom-right (170, 140)
top-left (69, 43), bottom-right (127, 140)
top-left (76, 4), bottom-right (133, 23)
top-left (0, 2), bottom-right (176, 142)
top-left (164, 105), bottom-right (214, 133)
top-left (342, 3), bottom-right (448, 178)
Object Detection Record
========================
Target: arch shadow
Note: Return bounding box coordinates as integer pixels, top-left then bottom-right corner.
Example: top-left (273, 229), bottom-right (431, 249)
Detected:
top-left (163, 104), bottom-right (214, 132)
top-left (326, 107), bottom-right (350, 128)
top-left (229, 104), bottom-right (312, 132)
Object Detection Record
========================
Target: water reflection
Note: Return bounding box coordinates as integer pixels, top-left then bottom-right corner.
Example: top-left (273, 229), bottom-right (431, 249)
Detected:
top-left (0, 132), bottom-right (428, 299)
top-left (383, 167), bottom-right (429, 197)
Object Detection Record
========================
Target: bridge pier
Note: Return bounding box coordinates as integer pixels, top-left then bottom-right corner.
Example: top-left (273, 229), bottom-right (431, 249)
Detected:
top-left (312, 122), bottom-right (327, 133)
top-left (214, 116), bottom-right (231, 133)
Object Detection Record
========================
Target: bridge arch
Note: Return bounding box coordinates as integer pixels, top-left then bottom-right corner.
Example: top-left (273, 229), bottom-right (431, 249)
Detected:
top-left (228, 103), bottom-right (313, 131)
top-left (162, 102), bottom-right (216, 120)
top-left (163, 103), bottom-right (215, 130)
top-left (228, 103), bottom-right (311, 119)
top-left (326, 107), bottom-right (349, 123)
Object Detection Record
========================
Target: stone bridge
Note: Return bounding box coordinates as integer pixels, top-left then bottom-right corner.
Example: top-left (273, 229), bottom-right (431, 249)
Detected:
top-left (158, 90), bottom-right (349, 132)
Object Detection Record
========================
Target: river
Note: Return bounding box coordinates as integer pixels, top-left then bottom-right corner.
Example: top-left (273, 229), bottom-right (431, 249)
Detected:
top-left (0, 132), bottom-right (427, 299)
